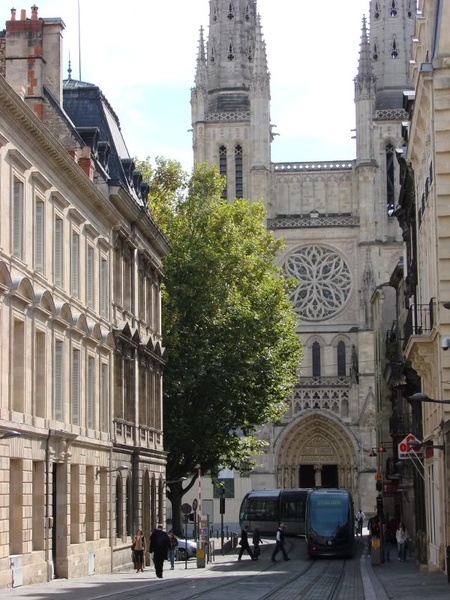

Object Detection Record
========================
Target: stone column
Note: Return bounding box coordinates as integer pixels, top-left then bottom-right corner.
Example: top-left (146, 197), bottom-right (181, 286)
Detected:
top-left (314, 464), bottom-right (322, 487)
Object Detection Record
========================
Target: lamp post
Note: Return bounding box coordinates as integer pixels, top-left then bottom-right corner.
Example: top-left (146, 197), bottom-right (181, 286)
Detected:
top-left (95, 464), bottom-right (129, 479)
top-left (409, 393), bottom-right (450, 405)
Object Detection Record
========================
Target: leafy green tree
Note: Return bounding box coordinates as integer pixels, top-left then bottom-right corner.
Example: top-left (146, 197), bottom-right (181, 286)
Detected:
top-left (136, 158), bottom-right (302, 535)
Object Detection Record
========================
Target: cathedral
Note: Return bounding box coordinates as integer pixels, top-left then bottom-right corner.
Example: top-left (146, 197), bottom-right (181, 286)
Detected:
top-left (190, 0), bottom-right (415, 511)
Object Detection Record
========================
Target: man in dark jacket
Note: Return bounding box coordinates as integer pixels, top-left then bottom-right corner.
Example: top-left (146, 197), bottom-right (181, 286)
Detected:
top-left (272, 523), bottom-right (289, 561)
top-left (238, 525), bottom-right (255, 560)
top-left (150, 524), bottom-right (171, 578)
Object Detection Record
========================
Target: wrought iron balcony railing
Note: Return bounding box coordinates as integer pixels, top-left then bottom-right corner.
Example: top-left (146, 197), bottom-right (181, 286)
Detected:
top-left (403, 299), bottom-right (435, 349)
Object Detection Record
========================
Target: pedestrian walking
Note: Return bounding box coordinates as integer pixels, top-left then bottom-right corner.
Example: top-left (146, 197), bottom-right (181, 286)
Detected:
top-left (355, 509), bottom-right (365, 536)
top-left (168, 529), bottom-right (178, 570)
top-left (238, 525), bottom-right (255, 560)
top-left (150, 524), bottom-right (171, 578)
top-left (381, 522), bottom-right (393, 562)
top-left (396, 522), bottom-right (408, 561)
top-left (252, 527), bottom-right (262, 559)
top-left (271, 523), bottom-right (289, 562)
top-left (132, 528), bottom-right (146, 573)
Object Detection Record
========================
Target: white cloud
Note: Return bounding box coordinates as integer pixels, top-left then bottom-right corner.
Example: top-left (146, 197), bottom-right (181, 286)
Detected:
top-left (23, 0), bottom-right (369, 168)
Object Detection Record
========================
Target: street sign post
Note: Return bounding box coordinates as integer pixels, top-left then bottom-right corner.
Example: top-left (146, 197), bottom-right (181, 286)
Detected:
top-left (398, 433), bottom-right (423, 459)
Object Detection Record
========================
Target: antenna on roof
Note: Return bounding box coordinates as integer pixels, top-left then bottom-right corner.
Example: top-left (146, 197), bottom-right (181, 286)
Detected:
top-left (78, 0), bottom-right (82, 81)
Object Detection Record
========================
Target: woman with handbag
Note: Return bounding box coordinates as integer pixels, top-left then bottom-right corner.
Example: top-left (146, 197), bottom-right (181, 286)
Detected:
top-left (132, 528), bottom-right (146, 572)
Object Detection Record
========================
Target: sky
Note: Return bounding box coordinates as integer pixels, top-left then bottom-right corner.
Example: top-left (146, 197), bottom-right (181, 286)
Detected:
top-left (14, 0), bottom-right (369, 171)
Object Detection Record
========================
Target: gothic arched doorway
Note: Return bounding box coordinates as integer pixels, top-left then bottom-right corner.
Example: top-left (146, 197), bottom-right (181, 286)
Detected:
top-left (276, 412), bottom-right (357, 492)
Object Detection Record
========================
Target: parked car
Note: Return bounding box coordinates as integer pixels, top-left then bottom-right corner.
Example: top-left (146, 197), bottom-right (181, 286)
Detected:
top-left (176, 539), bottom-right (197, 560)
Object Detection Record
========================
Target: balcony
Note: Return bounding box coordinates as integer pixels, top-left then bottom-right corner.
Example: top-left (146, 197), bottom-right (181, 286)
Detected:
top-left (296, 376), bottom-right (351, 388)
top-left (403, 299), bottom-right (435, 349)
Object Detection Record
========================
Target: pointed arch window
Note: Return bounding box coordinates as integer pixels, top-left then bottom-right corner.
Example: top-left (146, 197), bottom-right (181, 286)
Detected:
top-left (228, 43), bottom-right (235, 61)
top-left (337, 341), bottom-right (346, 376)
top-left (390, 0), bottom-right (397, 17)
top-left (210, 46), bottom-right (215, 63)
top-left (407, 0), bottom-right (413, 18)
top-left (245, 5), bottom-right (250, 21)
top-left (391, 38), bottom-right (398, 58)
top-left (386, 144), bottom-right (395, 216)
top-left (312, 342), bottom-right (321, 377)
top-left (213, 4), bottom-right (218, 22)
top-left (374, 2), bottom-right (380, 19)
top-left (227, 3), bottom-right (234, 20)
top-left (373, 43), bottom-right (378, 61)
top-left (219, 146), bottom-right (227, 199)
top-left (247, 46), bottom-right (253, 62)
top-left (235, 145), bottom-right (243, 198)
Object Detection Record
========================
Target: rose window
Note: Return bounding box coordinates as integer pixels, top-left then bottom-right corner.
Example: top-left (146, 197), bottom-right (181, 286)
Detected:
top-left (284, 245), bottom-right (352, 321)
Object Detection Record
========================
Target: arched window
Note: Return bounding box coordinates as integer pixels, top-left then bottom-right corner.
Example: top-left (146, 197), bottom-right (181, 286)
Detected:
top-left (390, 0), bottom-right (397, 17)
top-left (386, 144), bottom-right (395, 215)
top-left (158, 479), bottom-right (164, 525)
top-left (227, 43), bottom-right (235, 61)
top-left (374, 2), bottom-right (380, 19)
top-left (126, 475), bottom-right (132, 536)
top-left (235, 145), bottom-right (243, 198)
top-left (227, 2), bottom-right (235, 20)
top-left (219, 146), bottom-right (227, 199)
top-left (337, 341), bottom-right (346, 376)
top-left (151, 476), bottom-right (157, 531)
top-left (312, 342), bottom-right (321, 377)
top-left (115, 476), bottom-right (123, 538)
top-left (391, 38), bottom-right (399, 58)
top-left (373, 43), bottom-right (378, 61)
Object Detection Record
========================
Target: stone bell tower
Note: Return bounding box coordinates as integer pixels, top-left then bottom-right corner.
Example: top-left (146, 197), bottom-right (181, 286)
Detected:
top-left (191, 0), bottom-right (272, 205)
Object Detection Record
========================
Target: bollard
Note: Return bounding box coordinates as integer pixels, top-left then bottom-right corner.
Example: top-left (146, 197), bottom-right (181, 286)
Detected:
top-left (371, 537), bottom-right (381, 566)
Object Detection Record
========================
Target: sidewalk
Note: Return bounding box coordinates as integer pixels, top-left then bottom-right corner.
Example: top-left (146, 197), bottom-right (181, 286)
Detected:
top-left (363, 536), bottom-right (450, 600)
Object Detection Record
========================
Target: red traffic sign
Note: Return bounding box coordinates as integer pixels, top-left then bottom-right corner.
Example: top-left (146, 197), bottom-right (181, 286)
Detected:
top-left (398, 433), bottom-right (423, 459)
top-left (192, 498), bottom-right (198, 511)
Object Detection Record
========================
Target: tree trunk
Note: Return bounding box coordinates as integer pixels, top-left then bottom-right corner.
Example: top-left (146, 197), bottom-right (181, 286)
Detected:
top-left (168, 481), bottom-right (184, 537)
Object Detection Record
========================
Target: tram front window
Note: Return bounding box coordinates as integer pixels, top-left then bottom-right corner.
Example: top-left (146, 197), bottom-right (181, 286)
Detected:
top-left (309, 498), bottom-right (349, 536)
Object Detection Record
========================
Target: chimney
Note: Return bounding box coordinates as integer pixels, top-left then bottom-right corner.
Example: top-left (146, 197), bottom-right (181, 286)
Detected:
top-left (4, 7), bottom-right (65, 116)
top-left (78, 145), bottom-right (95, 181)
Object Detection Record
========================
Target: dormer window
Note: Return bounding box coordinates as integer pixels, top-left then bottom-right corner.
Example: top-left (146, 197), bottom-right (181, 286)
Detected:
top-left (391, 38), bottom-right (398, 58)
top-left (227, 3), bottom-right (234, 20)
top-left (374, 2), bottom-right (380, 19)
top-left (390, 0), bottom-right (397, 17)
top-left (228, 43), bottom-right (235, 61)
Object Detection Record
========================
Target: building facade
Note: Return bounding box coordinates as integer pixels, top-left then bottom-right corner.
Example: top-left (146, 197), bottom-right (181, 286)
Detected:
top-left (191, 0), bottom-right (415, 517)
top-left (0, 8), bottom-right (169, 587)
top-left (389, 0), bottom-right (450, 572)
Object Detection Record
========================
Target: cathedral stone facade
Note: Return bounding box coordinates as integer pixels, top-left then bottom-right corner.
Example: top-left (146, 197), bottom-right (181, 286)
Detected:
top-left (191, 0), bottom-right (415, 511)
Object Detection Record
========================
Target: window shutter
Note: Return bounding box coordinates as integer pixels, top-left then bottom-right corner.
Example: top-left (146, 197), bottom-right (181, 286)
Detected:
top-left (71, 232), bottom-right (80, 298)
top-left (35, 201), bottom-right (44, 272)
top-left (13, 181), bottom-right (23, 258)
top-left (54, 340), bottom-right (64, 421)
top-left (87, 356), bottom-right (95, 429)
top-left (54, 218), bottom-right (63, 287)
top-left (101, 363), bottom-right (109, 432)
top-left (72, 349), bottom-right (80, 425)
top-left (87, 246), bottom-right (94, 308)
top-left (100, 258), bottom-right (108, 317)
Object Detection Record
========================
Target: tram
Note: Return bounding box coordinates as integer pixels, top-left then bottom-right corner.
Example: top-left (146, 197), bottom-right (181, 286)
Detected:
top-left (305, 488), bottom-right (354, 557)
top-left (239, 488), bottom-right (310, 535)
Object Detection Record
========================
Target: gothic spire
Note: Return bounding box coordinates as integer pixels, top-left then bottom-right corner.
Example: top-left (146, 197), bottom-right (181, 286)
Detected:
top-left (356, 16), bottom-right (373, 82)
top-left (194, 26), bottom-right (207, 89)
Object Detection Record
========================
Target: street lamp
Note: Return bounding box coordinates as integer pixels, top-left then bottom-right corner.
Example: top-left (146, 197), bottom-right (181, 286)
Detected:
top-left (409, 393), bottom-right (450, 405)
top-left (369, 448), bottom-right (378, 457)
top-left (95, 464), bottom-right (129, 479)
top-left (408, 439), bottom-right (445, 451)
top-left (0, 430), bottom-right (21, 440)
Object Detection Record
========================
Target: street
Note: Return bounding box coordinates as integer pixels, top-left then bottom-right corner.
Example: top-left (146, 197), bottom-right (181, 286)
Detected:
top-left (2, 536), bottom-right (450, 600)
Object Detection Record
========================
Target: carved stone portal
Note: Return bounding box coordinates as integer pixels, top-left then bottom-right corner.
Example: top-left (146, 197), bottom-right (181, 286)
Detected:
top-left (276, 413), bottom-right (356, 492)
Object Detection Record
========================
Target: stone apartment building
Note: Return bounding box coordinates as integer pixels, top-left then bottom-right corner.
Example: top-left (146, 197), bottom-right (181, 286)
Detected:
top-left (0, 7), bottom-right (169, 587)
